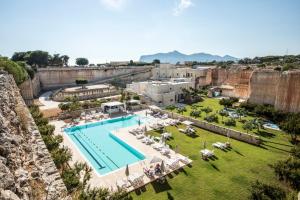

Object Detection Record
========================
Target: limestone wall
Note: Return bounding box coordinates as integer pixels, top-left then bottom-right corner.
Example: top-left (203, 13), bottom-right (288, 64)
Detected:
top-left (248, 70), bottom-right (280, 105)
top-left (38, 66), bottom-right (153, 90)
top-left (18, 75), bottom-right (41, 105)
top-left (248, 70), bottom-right (300, 113)
top-left (212, 68), bottom-right (253, 99)
top-left (0, 72), bottom-right (69, 200)
top-left (275, 71), bottom-right (300, 112)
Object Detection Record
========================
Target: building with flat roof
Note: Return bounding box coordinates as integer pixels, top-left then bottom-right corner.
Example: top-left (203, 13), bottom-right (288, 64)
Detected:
top-left (127, 79), bottom-right (193, 106)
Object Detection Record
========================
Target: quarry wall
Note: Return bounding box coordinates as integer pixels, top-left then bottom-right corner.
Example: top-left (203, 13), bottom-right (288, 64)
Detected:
top-left (0, 72), bottom-right (69, 200)
top-left (248, 70), bottom-right (300, 112)
top-left (38, 66), bottom-right (154, 90)
top-left (211, 68), bottom-right (253, 99)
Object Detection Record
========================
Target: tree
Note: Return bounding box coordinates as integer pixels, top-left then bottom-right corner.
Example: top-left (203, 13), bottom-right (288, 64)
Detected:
top-left (272, 157), bottom-right (300, 190)
top-left (26, 50), bottom-right (49, 68)
top-left (75, 79), bottom-right (88, 89)
top-left (76, 58), bottom-right (89, 66)
top-left (253, 118), bottom-right (264, 133)
top-left (236, 108), bottom-right (245, 120)
top-left (249, 180), bottom-right (286, 200)
top-left (61, 55), bottom-right (69, 66)
top-left (48, 53), bottom-right (63, 66)
top-left (152, 59), bottom-right (160, 64)
top-left (243, 121), bottom-right (255, 133)
top-left (281, 113), bottom-right (300, 143)
top-left (219, 110), bottom-right (228, 121)
top-left (201, 107), bottom-right (213, 116)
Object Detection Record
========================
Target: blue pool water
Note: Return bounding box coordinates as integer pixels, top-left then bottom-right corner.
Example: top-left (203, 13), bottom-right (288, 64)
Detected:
top-left (64, 115), bottom-right (148, 175)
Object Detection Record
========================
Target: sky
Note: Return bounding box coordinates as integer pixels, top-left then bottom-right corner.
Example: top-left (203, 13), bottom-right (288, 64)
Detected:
top-left (0, 0), bottom-right (300, 64)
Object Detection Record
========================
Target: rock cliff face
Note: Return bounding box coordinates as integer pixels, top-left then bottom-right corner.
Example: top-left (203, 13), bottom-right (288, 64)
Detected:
top-left (0, 72), bottom-right (69, 200)
top-left (248, 70), bottom-right (300, 112)
top-left (212, 68), bottom-right (253, 99)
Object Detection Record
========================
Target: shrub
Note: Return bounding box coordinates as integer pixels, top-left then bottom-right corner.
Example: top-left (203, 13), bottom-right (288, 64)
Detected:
top-left (249, 180), bottom-right (286, 200)
top-left (204, 114), bottom-right (219, 123)
top-left (59, 103), bottom-right (71, 111)
top-left (61, 168), bottom-right (81, 191)
top-left (291, 145), bottom-right (300, 159)
top-left (133, 95), bottom-right (140, 100)
top-left (190, 110), bottom-right (201, 118)
top-left (272, 157), bottom-right (300, 190)
top-left (219, 97), bottom-right (238, 108)
top-left (166, 105), bottom-right (176, 111)
top-left (38, 124), bottom-right (55, 135)
top-left (224, 118), bottom-right (236, 126)
top-left (0, 57), bottom-right (28, 85)
top-left (201, 107), bottom-right (213, 115)
top-left (177, 107), bottom-right (187, 114)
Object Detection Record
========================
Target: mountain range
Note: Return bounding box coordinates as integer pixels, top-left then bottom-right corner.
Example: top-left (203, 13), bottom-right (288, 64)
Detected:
top-left (139, 50), bottom-right (239, 64)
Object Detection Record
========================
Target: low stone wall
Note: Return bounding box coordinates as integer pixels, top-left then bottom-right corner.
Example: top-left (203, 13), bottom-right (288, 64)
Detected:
top-left (151, 108), bottom-right (261, 146)
top-left (0, 72), bottom-right (69, 200)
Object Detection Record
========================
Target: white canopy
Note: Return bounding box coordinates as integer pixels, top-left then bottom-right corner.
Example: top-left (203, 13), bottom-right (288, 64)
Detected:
top-left (182, 120), bottom-right (194, 126)
top-left (102, 101), bottom-right (124, 107)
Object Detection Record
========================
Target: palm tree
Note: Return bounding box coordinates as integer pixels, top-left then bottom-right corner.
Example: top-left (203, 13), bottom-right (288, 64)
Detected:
top-left (243, 121), bottom-right (254, 134)
top-left (253, 118), bottom-right (263, 132)
top-left (236, 108), bottom-right (245, 120)
top-left (219, 110), bottom-right (227, 122)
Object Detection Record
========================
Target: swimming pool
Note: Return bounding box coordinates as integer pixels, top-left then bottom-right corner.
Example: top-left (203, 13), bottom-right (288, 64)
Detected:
top-left (64, 115), bottom-right (148, 175)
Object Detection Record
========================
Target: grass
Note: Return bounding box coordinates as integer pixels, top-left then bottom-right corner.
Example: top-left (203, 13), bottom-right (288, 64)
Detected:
top-left (130, 125), bottom-right (294, 200)
top-left (169, 98), bottom-right (276, 135)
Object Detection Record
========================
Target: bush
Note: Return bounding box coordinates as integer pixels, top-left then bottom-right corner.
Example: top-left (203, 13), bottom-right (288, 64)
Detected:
top-left (166, 105), bottom-right (176, 111)
top-left (272, 157), bottom-right (300, 190)
top-left (0, 57), bottom-right (28, 85)
top-left (133, 95), bottom-right (140, 100)
top-left (61, 168), bottom-right (81, 191)
top-left (291, 145), bottom-right (300, 159)
top-left (249, 180), bottom-right (286, 200)
top-left (38, 124), bottom-right (55, 135)
top-left (75, 79), bottom-right (88, 85)
top-left (177, 107), bottom-right (187, 114)
top-left (224, 118), bottom-right (236, 126)
top-left (190, 110), bottom-right (201, 118)
top-left (219, 97), bottom-right (239, 108)
top-left (204, 114), bottom-right (219, 123)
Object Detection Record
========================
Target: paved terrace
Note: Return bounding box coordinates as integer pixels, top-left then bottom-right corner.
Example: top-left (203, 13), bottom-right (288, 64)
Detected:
top-left (50, 110), bottom-right (191, 192)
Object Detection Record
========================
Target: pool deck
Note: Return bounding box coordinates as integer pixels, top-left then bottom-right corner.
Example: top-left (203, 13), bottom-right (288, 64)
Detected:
top-left (50, 109), bottom-right (192, 192)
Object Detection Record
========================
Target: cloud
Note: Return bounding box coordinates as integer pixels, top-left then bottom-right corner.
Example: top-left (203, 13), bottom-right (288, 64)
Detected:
top-left (100, 0), bottom-right (127, 10)
top-left (173, 0), bottom-right (193, 16)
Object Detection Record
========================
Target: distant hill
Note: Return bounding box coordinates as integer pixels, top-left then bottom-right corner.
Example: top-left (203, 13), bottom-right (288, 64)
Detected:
top-left (139, 50), bottom-right (239, 64)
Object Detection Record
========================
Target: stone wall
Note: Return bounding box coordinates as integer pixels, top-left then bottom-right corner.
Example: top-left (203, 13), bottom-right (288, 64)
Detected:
top-left (38, 66), bottom-right (153, 90)
top-left (151, 108), bottom-right (261, 146)
top-left (0, 72), bottom-right (69, 200)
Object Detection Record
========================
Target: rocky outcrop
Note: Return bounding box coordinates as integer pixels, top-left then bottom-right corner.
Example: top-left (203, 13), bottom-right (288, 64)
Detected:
top-left (249, 69), bottom-right (300, 112)
top-left (212, 68), bottom-right (253, 99)
top-left (0, 71), bottom-right (69, 200)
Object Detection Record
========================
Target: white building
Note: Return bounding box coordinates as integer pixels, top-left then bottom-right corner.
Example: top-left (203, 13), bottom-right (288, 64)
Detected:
top-left (151, 64), bottom-right (214, 88)
top-left (127, 79), bottom-right (193, 106)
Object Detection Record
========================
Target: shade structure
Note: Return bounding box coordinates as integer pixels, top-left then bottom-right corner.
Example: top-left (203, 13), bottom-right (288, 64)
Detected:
top-left (175, 145), bottom-right (179, 154)
top-left (161, 161), bottom-right (166, 173)
top-left (150, 156), bottom-right (163, 164)
top-left (125, 164), bottom-right (129, 176)
top-left (182, 120), bottom-right (194, 126)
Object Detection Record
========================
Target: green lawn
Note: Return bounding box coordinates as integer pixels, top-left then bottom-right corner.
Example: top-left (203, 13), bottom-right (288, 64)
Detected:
top-left (170, 98), bottom-right (272, 135)
top-left (130, 125), bottom-right (294, 200)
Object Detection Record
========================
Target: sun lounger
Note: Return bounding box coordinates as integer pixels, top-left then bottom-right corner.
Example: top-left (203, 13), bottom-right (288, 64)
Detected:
top-left (165, 158), bottom-right (180, 169)
top-left (200, 149), bottom-right (214, 158)
top-left (161, 148), bottom-right (170, 155)
top-left (136, 134), bottom-right (145, 139)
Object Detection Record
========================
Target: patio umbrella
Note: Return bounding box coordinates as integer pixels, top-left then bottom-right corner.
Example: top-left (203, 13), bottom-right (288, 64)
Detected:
top-left (175, 145), bottom-right (179, 154)
top-left (203, 141), bottom-right (207, 149)
top-left (161, 161), bottom-right (166, 173)
top-left (125, 164), bottom-right (129, 177)
top-left (150, 156), bottom-right (162, 164)
top-left (144, 126), bottom-right (147, 132)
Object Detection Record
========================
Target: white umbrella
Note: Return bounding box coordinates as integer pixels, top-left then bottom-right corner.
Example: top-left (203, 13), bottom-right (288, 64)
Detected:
top-left (125, 164), bottom-right (129, 176)
top-left (150, 156), bottom-right (163, 164)
top-left (182, 120), bottom-right (194, 126)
